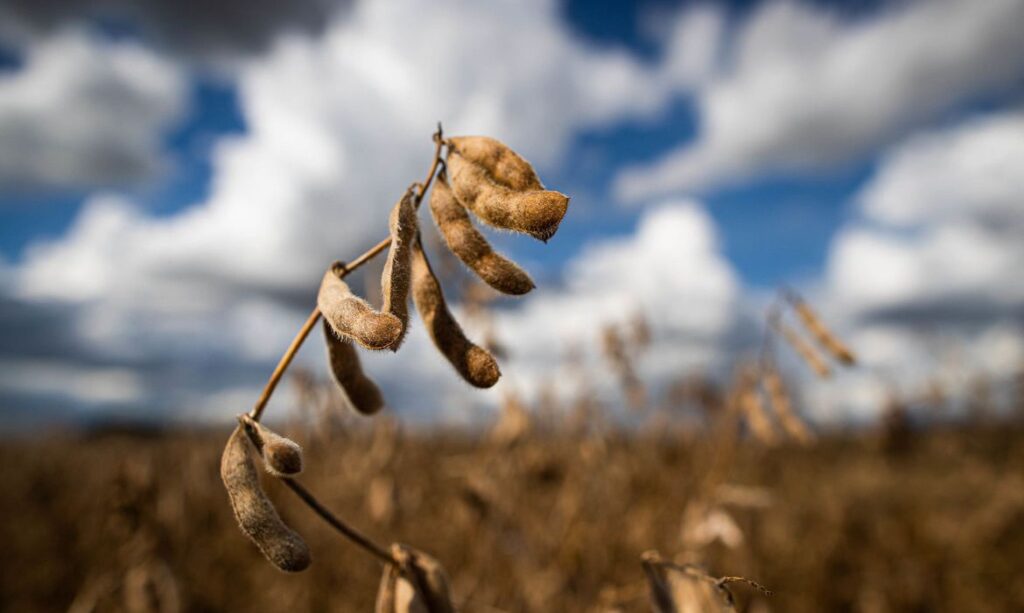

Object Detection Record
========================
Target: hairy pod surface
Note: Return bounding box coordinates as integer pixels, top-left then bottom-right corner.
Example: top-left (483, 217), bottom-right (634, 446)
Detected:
top-left (381, 189), bottom-right (419, 350)
top-left (220, 427), bottom-right (311, 572)
top-left (429, 174), bottom-right (534, 295)
top-left (776, 322), bottom-right (831, 379)
top-left (323, 320), bottom-right (385, 415)
top-left (390, 544), bottom-right (455, 613)
top-left (446, 136), bottom-right (543, 192)
top-left (411, 240), bottom-right (500, 388)
top-left (239, 415), bottom-right (304, 477)
top-left (791, 298), bottom-right (856, 366)
top-left (446, 151), bottom-right (569, 242)
top-left (318, 266), bottom-right (403, 350)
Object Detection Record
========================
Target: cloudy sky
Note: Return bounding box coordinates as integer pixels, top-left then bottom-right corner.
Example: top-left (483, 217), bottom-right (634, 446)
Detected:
top-left (1, 0), bottom-right (1022, 429)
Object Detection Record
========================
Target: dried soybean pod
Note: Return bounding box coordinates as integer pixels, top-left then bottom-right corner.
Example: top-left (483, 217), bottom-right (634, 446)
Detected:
top-left (411, 239), bottom-right (500, 388)
top-left (775, 321), bottom-right (831, 379)
top-left (318, 264), bottom-right (403, 350)
top-left (381, 189), bottom-right (419, 350)
top-left (391, 544), bottom-right (455, 613)
top-left (762, 363), bottom-right (815, 445)
top-left (787, 292), bottom-right (856, 365)
top-left (739, 382), bottom-right (778, 446)
top-left (430, 173), bottom-right (534, 295)
top-left (446, 151), bottom-right (569, 242)
top-left (239, 414), bottom-right (304, 477)
top-left (446, 136), bottom-right (543, 191)
top-left (220, 427), bottom-right (311, 572)
top-left (323, 320), bottom-right (385, 415)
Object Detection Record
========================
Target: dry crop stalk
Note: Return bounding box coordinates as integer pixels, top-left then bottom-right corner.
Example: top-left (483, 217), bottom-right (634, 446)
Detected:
top-left (784, 289), bottom-right (856, 365)
top-left (226, 128), bottom-right (448, 574)
top-left (378, 544), bottom-right (456, 613)
top-left (222, 124), bottom-right (571, 593)
top-left (641, 551), bottom-right (770, 612)
top-left (760, 361), bottom-right (816, 445)
top-left (729, 363), bottom-right (777, 446)
top-left (774, 319), bottom-right (831, 379)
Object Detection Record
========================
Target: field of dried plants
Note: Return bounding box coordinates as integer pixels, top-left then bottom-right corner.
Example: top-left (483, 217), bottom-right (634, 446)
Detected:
top-left (3, 411), bottom-right (1023, 612)
top-left (3, 130), bottom-right (1022, 612)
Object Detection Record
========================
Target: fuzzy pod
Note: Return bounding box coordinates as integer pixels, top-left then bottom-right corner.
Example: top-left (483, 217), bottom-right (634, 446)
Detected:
top-left (389, 544), bottom-right (455, 613)
top-left (239, 415), bottom-right (304, 477)
top-left (776, 322), bottom-right (831, 379)
top-left (220, 427), bottom-right (311, 572)
top-left (430, 173), bottom-right (534, 295)
top-left (446, 136), bottom-right (543, 192)
top-left (761, 365), bottom-right (815, 445)
top-left (790, 297), bottom-right (856, 366)
top-left (446, 151), bottom-right (569, 242)
top-left (318, 265), bottom-right (403, 350)
top-left (323, 320), bottom-right (385, 415)
top-left (380, 189), bottom-right (419, 350)
top-left (411, 240), bottom-right (500, 388)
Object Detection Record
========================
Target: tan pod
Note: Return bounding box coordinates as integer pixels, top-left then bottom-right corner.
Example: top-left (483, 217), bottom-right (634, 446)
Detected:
top-left (323, 320), bottom-right (385, 415)
top-left (318, 265), bottom-right (403, 350)
top-left (411, 240), bottom-right (500, 388)
top-left (220, 427), bottom-right (311, 572)
top-left (446, 150), bottom-right (569, 242)
top-left (430, 174), bottom-right (534, 295)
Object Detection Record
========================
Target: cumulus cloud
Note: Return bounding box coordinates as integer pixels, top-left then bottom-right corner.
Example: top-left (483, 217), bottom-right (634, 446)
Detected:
top-left (0, 29), bottom-right (186, 192)
top-left (807, 109), bottom-right (1024, 422)
top-left (0, 0), bottom-right (725, 420)
top-left (493, 202), bottom-right (744, 404)
top-left (828, 109), bottom-right (1024, 322)
top-left (0, 0), bottom-right (348, 60)
top-left (616, 0), bottom-right (1024, 201)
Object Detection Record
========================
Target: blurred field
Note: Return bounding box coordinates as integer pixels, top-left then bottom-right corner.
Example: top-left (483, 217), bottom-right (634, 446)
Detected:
top-left (2, 418), bottom-right (1023, 612)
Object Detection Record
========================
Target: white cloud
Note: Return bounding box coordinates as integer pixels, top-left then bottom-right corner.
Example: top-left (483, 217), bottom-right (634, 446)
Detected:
top-left (494, 201), bottom-right (742, 404)
top-left (828, 109), bottom-right (1024, 318)
top-left (0, 29), bottom-right (186, 191)
top-left (809, 108), bottom-right (1024, 422)
top-left (0, 359), bottom-right (146, 406)
top-left (616, 0), bottom-right (1024, 201)
top-left (3, 0), bottom-right (725, 416)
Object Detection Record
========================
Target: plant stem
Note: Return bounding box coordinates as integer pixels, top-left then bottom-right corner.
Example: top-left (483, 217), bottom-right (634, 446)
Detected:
top-left (282, 478), bottom-right (395, 565)
top-left (240, 125), bottom-right (446, 568)
top-left (248, 123), bottom-right (445, 422)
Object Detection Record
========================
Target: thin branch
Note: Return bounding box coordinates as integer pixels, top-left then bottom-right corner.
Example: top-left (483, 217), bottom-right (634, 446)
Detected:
top-left (237, 125), bottom-right (446, 570)
top-left (248, 123), bottom-right (445, 422)
top-left (281, 478), bottom-right (395, 565)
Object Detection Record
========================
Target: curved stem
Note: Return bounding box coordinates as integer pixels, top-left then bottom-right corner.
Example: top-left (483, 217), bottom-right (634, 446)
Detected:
top-left (248, 124), bottom-right (445, 422)
top-left (239, 125), bottom-right (445, 569)
top-left (282, 478), bottom-right (395, 565)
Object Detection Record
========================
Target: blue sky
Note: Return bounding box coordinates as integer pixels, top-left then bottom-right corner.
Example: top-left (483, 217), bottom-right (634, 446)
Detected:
top-left (1, 0), bottom-right (1023, 428)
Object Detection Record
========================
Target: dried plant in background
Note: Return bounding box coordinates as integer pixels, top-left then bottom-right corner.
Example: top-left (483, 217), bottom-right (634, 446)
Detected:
top-left (641, 550), bottom-right (770, 613)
